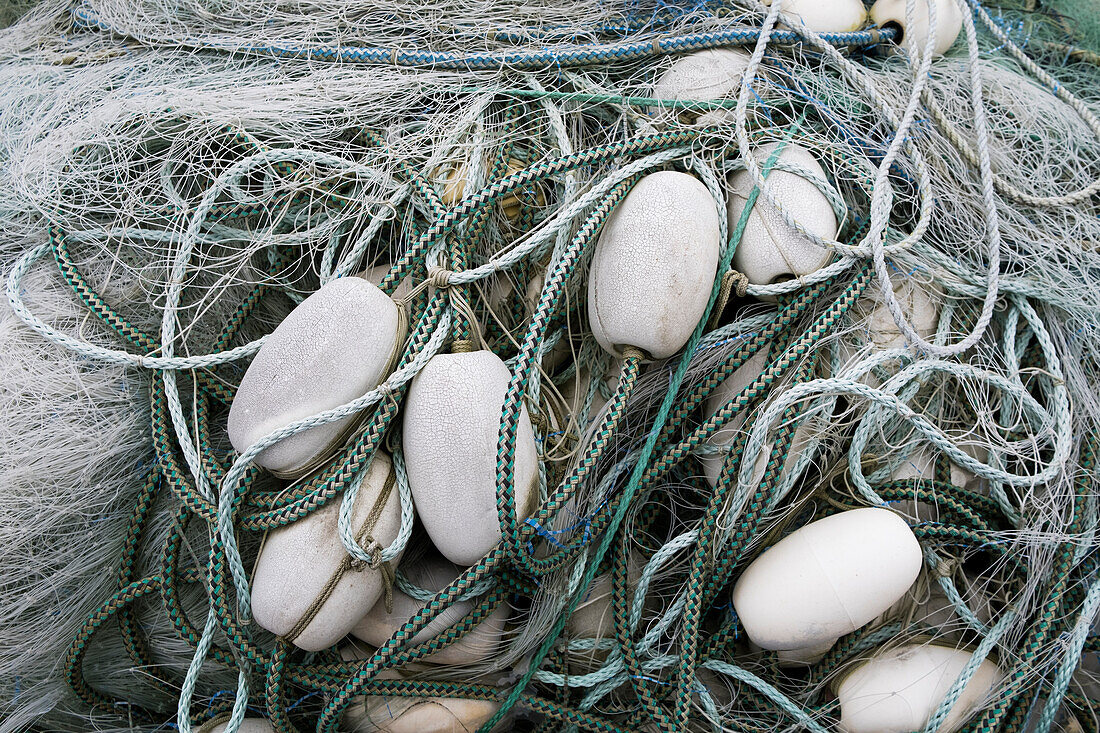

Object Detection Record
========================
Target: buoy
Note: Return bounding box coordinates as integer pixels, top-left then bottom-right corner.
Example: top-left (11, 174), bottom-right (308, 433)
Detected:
top-left (732, 507), bottom-right (922, 657)
top-left (729, 143), bottom-right (836, 290)
top-left (893, 577), bottom-right (994, 635)
top-left (556, 362), bottom-right (619, 434)
top-left (567, 572), bottom-right (617, 642)
top-left (563, 560), bottom-right (645, 669)
top-left (588, 171), bottom-right (721, 360)
top-left (651, 49), bottom-right (754, 126)
top-left (403, 350), bottom-right (539, 565)
top-left (839, 276), bottom-right (939, 392)
top-left (700, 348), bottom-right (816, 489)
top-left (836, 644), bottom-right (1001, 733)
top-left (228, 276), bottom-right (405, 477)
top-left (888, 442), bottom-right (994, 510)
top-left (364, 263), bottom-right (414, 302)
top-left (849, 276), bottom-right (940, 352)
top-left (344, 669), bottom-right (503, 733)
top-left (251, 452), bottom-right (402, 651)
top-left (352, 555), bottom-right (509, 664)
top-left (764, 0), bottom-right (868, 33)
top-left (871, 0), bottom-right (963, 57)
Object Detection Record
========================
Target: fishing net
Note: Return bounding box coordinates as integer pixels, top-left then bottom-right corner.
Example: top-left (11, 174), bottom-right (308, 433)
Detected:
top-left (0, 0), bottom-right (1099, 732)
top-left (1048, 0), bottom-right (1100, 52)
top-left (0, 0), bottom-right (35, 28)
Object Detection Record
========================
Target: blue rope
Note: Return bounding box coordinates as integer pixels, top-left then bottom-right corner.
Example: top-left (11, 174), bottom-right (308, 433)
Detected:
top-left (70, 3), bottom-right (896, 71)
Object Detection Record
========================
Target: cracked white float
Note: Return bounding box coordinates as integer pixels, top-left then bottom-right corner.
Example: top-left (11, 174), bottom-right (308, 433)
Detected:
top-left (352, 554), bottom-right (509, 664)
top-left (728, 143), bottom-right (837, 290)
top-left (700, 348), bottom-right (817, 491)
top-left (871, 0), bottom-right (963, 56)
top-left (588, 170), bottom-right (721, 360)
top-left (251, 452), bottom-right (402, 651)
top-left (228, 276), bottom-right (405, 477)
top-left (403, 349), bottom-right (539, 565)
top-left (651, 49), bottom-right (755, 126)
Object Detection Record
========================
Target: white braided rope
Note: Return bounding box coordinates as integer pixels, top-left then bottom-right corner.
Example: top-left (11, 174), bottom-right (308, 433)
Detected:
top-left (736, 362), bottom-right (1070, 515)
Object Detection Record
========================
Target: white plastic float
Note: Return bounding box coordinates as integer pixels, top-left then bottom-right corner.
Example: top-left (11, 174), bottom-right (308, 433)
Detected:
top-left (728, 143), bottom-right (837, 290)
top-left (732, 507), bottom-right (923, 661)
top-left (343, 668), bottom-right (502, 733)
top-left (871, 0), bottom-right (963, 56)
top-left (251, 452), bottom-right (403, 651)
top-left (838, 275), bottom-right (939, 395)
top-left (887, 443), bottom-right (988, 525)
top-left (848, 275), bottom-right (940, 353)
top-left (352, 555), bottom-right (509, 664)
top-left (588, 170), bottom-right (721, 360)
top-left (228, 276), bottom-right (405, 477)
top-left (764, 0), bottom-right (867, 33)
top-left (700, 348), bottom-right (816, 491)
top-left (564, 564), bottom-right (641, 661)
top-left (403, 349), bottom-right (539, 565)
top-left (892, 577), bottom-right (994, 636)
top-left (651, 49), bottom-right (754, 126)
top-left (836, 644), bottom-right (1001, 733)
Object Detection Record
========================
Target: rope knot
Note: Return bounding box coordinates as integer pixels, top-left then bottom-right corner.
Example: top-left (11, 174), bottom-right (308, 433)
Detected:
top-left (427, 266), bottom-right (454, 289)
top-left (707, 269), bottom-right (751, 329)
top-left (349, 539), bottom-right (385, 573)
top-left (936, 557), bottom-right (959, 578)
top-left (725, 269), bottom-right (750, 298)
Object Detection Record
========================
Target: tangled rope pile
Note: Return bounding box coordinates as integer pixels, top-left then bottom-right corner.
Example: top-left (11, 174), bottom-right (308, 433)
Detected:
top-left (1, 0), bottom-right (1100, 731)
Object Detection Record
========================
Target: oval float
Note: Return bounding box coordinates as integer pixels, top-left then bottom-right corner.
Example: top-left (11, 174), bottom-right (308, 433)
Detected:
top-left (251, 452), bottom-right (402, 651)
top-left (588, 171), bottom-right (721, 360)
top-left (837, 644), bottom-right (1001, 733)
top-left (732, 507), bottom-right (922, 656)
top-left (403, 350), bottom-right (539, 565)
top-left (765, 0), bottom-right (867, 33)
top-left (700, 348), bottom-right (816, 490)
top-left (728, 143), bottom-right (836, 290)
top-left (228, 276), bottom-right (404, 477)
top-left (344, 670), bottom-right (503, 733)
top-left (851, 276), bottom-right (939, 352)
top-left (651, 49), bottom-right (754, 125)
top-left (352, 555), bottom-right (509, 664)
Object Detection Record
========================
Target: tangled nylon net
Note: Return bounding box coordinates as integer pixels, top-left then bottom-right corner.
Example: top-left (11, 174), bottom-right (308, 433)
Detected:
top-left (1, 0), bottom-right (1100, 731)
